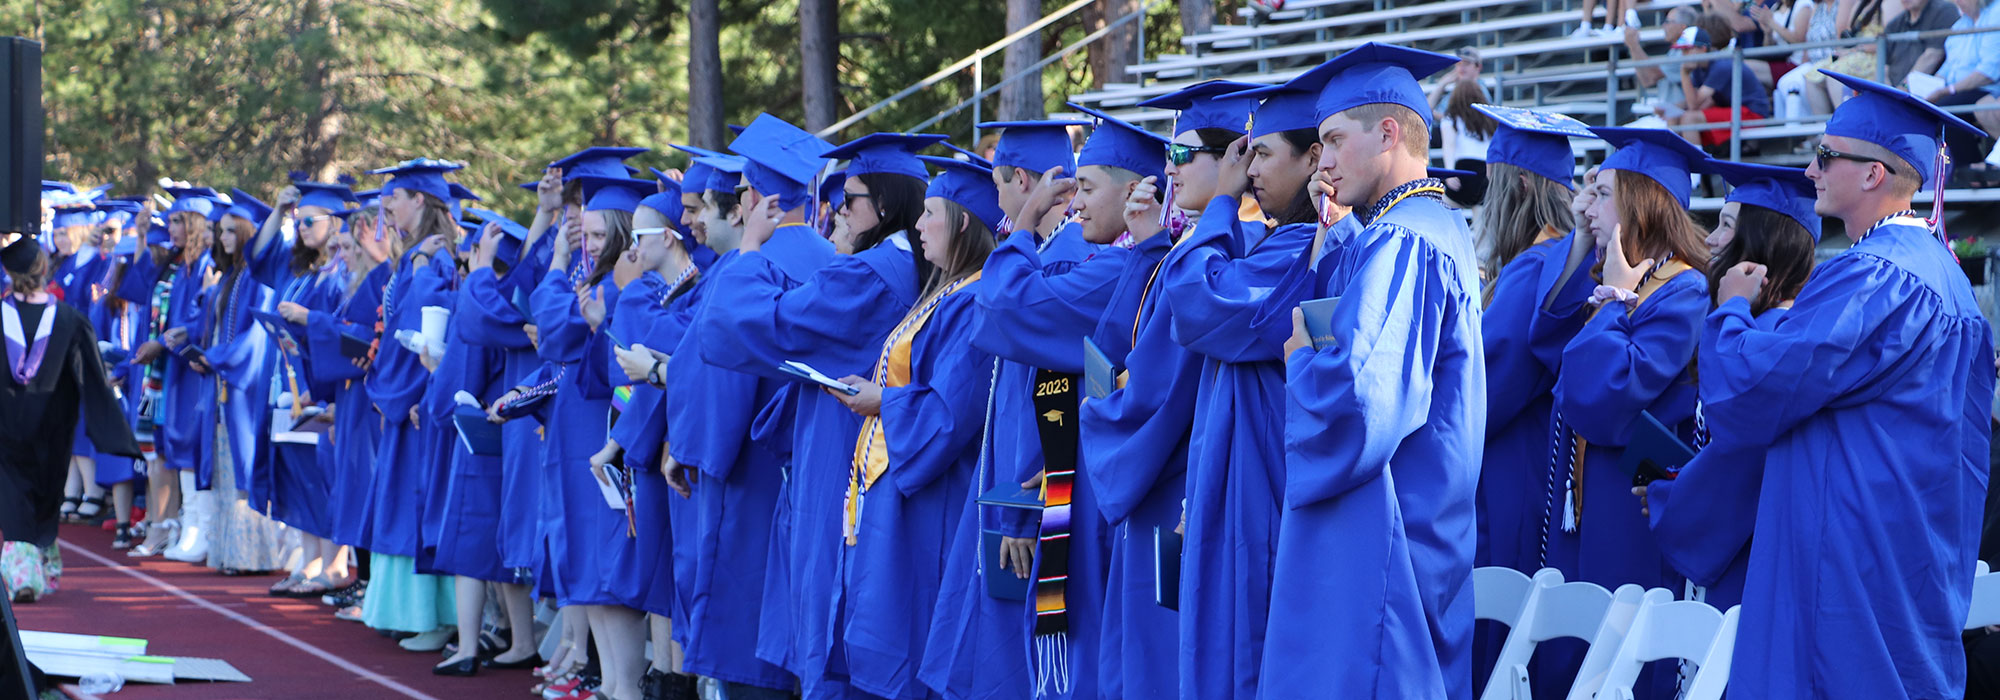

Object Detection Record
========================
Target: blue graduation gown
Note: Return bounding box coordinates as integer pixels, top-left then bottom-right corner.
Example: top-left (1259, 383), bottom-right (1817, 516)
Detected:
top-left (304, 263), bottom-right (386, 550)
top-left (530, 262), bottom-right (626, 607)
top-left (1552, 269), bottom-right (1704, 593)
top-left (197, 268), bottom-right (276, 494)
top-left (697, 226), bottom-right (917, 700)
top-left (1703, 223), bottom-right (1993, 698)
top-left (249, 237), bottom-right (346, 538)
top-left (1161, 195), bottom-right (1311, 700)
top-left (602, 270), bottom-right (699, 616)
top-left (152, 253), bottom-right (214, 473)
top-left (365, 250), bottom-right (443, 558)
top-left (669, 250), bottom-right (808, 692)
top-left (842, 283), bottom-right (991, 700)
top-left (87, 259), bottom-right (144, 486)
top-left (455, 265), bottom-right (542, 572)
top-left (1259, 195), bottom-right (1483, 699)
top-left (424, 261), bottom-right (528, 583)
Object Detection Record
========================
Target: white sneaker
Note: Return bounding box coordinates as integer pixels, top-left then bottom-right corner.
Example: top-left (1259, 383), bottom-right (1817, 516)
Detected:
top-left (1594, 24), bottom-right (1620, 37)
top-left (1625, 9), bottom-right (1641, 29)
top-left (1571, 24), bottom-right (1595, 39)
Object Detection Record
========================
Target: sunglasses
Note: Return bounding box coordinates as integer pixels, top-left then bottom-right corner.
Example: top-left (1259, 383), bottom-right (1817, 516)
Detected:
top-left (299, 214), bottom-right (338, 227)
top-left (1813, 143), bottom-right (1897, 175)
top-left (1167, 143), bottom-right (1229, 166)
top-left (839, 191), bottom-right (874, 211)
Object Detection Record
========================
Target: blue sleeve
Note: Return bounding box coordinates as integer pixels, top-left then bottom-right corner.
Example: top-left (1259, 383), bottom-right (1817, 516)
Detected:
top-left (1647, 438), bottom-right (1765, 587)
top-left (971, 232), bottom-right (1131, 372)
top-left (457, 267), bottom-right (533, 350)
top-left (572, 280), bottom-right (622, 401)
top-left (1165, 196), bottom-right (1313, 363)
top-left (115, 247), bottom-right (158, 305)
top-left (1089, 233), bottom-right (1174, 363)
top-left (880, 295), bottom-right (993, 496)
top-left (1979, 18), bottom-right (2000, 82)
top-left (1555, 272), bottom-right (1707, 446)
top-left (1530, 233), bottom-right (1599, 373)
top-left (1282, 228), bottom-right (1458, 507)
top-left (696, 251), bottom-right (915, 382)
top-left (530, 269), bottom-right (592, 363)
top-left (1482, 245), bottom-right (1561, 436)
top-left (1699, 253), bottom-right (1926, 447)
top-left (248, 234), bottom-right (294, 292)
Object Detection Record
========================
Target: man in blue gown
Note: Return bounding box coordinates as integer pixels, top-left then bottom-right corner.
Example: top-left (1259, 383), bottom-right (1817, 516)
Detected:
top-left (1703, 72), bottom-right (1995, 698)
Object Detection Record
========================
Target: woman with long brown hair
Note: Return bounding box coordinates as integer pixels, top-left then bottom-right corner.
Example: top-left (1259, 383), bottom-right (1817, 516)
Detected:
top-left (1545, 129), bottom-right (1711, 656)
top-left (303, 195), bottom-right (389, 617)
top-left (1440, 77), bottom-right (1497, 207)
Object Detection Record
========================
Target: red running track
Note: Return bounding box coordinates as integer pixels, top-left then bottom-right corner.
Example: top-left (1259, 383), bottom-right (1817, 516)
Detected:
top-left (13, 523), bottom-right (536, 700)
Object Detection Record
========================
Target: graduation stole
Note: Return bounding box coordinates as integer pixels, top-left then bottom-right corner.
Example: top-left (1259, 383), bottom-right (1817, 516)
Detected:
top-left (845, 272), bottom-right (982, 545)
top-left (1030, 363), bottom-right (1081, 692)
top-left (135, 264), bottom-right (177, 457)
top-left (2, 294), bottom-right (55, 385)
top-left (208, 269), bottom-right (251, 404)
top-left (1554, 256), bottom-right (1695, 534)
top-left (363, 263), bottom-right (399, 372)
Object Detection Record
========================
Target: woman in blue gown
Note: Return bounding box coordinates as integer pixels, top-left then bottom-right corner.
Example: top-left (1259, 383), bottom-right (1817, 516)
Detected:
top-left (821, 157), bottom-right (1002, 700)
top-left (664, 161), bottom-right (807, 700)
top-left (358, 159), bottom-right (463, 638)
top-left (124, 189), bottom-right (218, 560)
top-left (188, 195), bottom-right (285, 574)
top-left (49, 209), bottom-right (113, 525)
top-left (84, 211), bottom-right (150, 549)
top-left (1639, 161), bottom-right (1819, 613)
top-left (695, 119), bottom-right (925, 700)
top-left (303, 199), bottom-right (386, 611)
top-left (1081, 82), bottom-right (1255, 700)
top-left (252, 177), bottom-right (357, 597)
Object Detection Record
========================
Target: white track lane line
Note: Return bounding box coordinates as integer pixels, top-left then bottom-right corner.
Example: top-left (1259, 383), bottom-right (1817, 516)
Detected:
top-left (59, 539), bottom-right (441, 700)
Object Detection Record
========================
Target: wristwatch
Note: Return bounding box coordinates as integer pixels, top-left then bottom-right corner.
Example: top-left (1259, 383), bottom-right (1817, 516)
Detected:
top-left (647, 360), bottom-right (665, 388)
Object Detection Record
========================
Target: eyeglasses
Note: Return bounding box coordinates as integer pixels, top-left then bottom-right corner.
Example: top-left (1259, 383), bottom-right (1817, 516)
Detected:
top-left (839, 191), bottom-right (874, 211)
top-left (1167, 143), bottom-right (1229, 166)
top-left (1813, 143), bottom-right (1897, 175)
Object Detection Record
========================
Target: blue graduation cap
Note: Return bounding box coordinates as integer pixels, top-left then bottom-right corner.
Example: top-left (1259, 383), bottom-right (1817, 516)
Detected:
top-left (727, 124), bottom-right (748, 136)
top-left (1589, 126), bottom-right (1711, 208)
top-left (821, 133), bottom-right (947, 181)
top-left (977, 120), bottom-right (1087, 179)
top-left (682, 159), bottom-right (718, 198)
top-left (820, 169), bottom-right (848, 212)
top-left (333, 189), bottom-right (381, 220)
top-left (1242, 88), bottom-right (1319, 138)
top-left (692, 155), bottom-right (746, 195)
top-left (547, 147), bottom-right (650, 182)
top-left (576, 175), bottom-right (657, 214)
top-left (369, 158), bottom-right (464, 203)
top-left (1136, 80), bottom-right (1262, 136)
top-left (1474, 104), bottom-right (1593, 191)
top-left (113, 236), bottom-right (138, 257)
top-left (669, 143), bottom-right (727, 161)
top-left (1708, 160), bottom-right (1822, 242)
top-left (50, 208), bottom-right (99, 230)
top-left (462, 207), bottom-right (530, 266)
top-left (41, 181), bottom-right (74, 195)
top-left (919, 155), bottom-right (1006, 232)
top-left (293, 174), bottom-right (360, 213)
top-left (729, 113), bottom-right (834, 211)
top-left (1068, 102), bottom-right (1171, 184)
top-left (638, 179), bottom-right (687, 238)
top-left (942, 143), bottom-right (993, 168)
top-left (1239, 42), bottom-right (1458, 130)
top-left (163, 185), bottom-right (216, 220)
top-left (1429, 167), bottom-right (1479, 180)
top-left (224, 188), bottom-right (274, 225)
top-left (448, 183), bottom-right (482, 203)
top-left (98, 199), bottom-right (145, 228)
top-left (1823, 71), bottom-right (1989, 188)
top-left (146, 216), bottom-right (172, 248)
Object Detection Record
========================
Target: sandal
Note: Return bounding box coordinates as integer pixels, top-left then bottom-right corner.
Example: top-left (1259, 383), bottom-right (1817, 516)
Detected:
top-left (58, 497), bottom-right (80, 523)
top-left (111, 525), bottom-right (136, 550)
top-left (74, 495), bottom-right (107, 523)
top-left (268, 573), bottom-right (306, 596)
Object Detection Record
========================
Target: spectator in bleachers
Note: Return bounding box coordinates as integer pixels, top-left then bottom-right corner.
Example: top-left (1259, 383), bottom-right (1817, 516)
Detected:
top-left (1752, 0), bottom-right (1821, 93)
top-left (1425, 47), bottom-right (1499, 119)
top-left (1772, 0), bottom-right (1846, 120)
top-left (1670, 19), bottom-right (1776, 147)
top-left (1809, 0), bottom-right (1888, 109)
top-left (1921, 0), bottom-right (2000, 181)
top-left (1626, 7), bottom-right (1706, 126)
top-left (1885, 0), bottom-right (1961, 87)
top-left (1441, 78), bottom-right (1497, 207)
top-left (1710, 0), bottom-right (1784, 48)
top-left (1575, 0), bottom-right (1639, 37)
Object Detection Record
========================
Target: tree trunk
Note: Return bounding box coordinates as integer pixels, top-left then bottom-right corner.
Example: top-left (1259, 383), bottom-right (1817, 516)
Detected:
top-left (1085, 0), bottom-right (1140, 89)
top-left (1000, 0), bottom-right (1045, 120)
top-left (800, 0), bottom-right (840, 134)
top-left (1179, 0), bottom-right (1215, 37)
top-left (298, 0), bottom-right (344, 180)
top-left (688, 0), bottom-right (726, 150)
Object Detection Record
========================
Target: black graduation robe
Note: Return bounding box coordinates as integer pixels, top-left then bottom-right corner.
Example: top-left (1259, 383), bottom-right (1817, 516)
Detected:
top-left (0, 300), bottom-right (142, 547)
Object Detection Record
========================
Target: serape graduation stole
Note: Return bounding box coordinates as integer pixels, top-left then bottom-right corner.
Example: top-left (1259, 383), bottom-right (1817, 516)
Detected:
top-left (134, 267), bottom-right (176, 459)
top-left (1030, 365), bottom-right (1081, 696)
top-left (845, 273), bottom-right (981, 545)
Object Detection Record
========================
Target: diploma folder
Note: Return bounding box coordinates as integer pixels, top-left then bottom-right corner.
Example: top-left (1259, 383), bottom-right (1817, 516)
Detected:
top-left (338, 331), bottom-right (373, 359)
top-left (1299, 296), bottom-right (1341, 350)
top-left (1155, 526), bottom-right (1182, 611)
top-left (451, 404), bottom-right (504, 456)
top-left (1083, 336), bottom-right (1116, 400)
top-left (1619, 411), bottom-right (1694, 486)
top-left (779, 360), bottom-right (860, 396)
top-left (976, 484), bottom-right (1043, 601)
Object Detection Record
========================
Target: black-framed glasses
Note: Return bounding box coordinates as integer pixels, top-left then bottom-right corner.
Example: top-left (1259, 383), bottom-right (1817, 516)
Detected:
top-left (839, 191), bottom-right (874, 211)
top-left (1167, 143), bottom-right (1229, 166)
top-left (1814, 143), bottom-right (1897, 175)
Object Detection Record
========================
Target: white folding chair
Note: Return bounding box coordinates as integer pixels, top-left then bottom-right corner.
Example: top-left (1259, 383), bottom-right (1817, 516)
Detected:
top-left (1592, 588), bottom-right (1735, 700)
top-left (1563, 584), bottom-right (1647, 700)
top-left (1967, 568), bottom-right (2000, 629)
top-left (1473, 566), bottom-right (1546, 630)
top-left (1481, 572), bottom-right (1626, 700)
top-left (1681, 605), bottom-right (1742, 700)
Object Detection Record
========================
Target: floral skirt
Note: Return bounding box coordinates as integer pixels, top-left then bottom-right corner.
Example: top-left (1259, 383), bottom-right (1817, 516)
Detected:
top-left (1, 541), bottom-right (62, 602)
top-left (207, 416), bottom-right (289, 573)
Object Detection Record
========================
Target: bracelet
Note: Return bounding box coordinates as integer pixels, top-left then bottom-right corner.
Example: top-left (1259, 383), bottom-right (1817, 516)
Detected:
top-left (1587, 284), bottom-right (1641, 309)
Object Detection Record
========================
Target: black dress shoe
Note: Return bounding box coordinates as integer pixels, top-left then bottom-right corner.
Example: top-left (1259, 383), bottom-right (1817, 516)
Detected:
top-left (483, 653), bottom-right (545, 670)
top-left (433, 657), bottom-right (479, 677)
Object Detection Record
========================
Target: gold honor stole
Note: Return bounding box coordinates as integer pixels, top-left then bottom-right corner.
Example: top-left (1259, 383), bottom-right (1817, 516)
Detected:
top-left (844, 272), bottom-right (982, 545)
top-left (1563, 259), bottom-right (1695, 531)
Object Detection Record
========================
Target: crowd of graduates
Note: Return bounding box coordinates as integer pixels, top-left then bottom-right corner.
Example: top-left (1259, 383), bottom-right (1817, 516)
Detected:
top-left (1, 39), bottom-right (1994, 700)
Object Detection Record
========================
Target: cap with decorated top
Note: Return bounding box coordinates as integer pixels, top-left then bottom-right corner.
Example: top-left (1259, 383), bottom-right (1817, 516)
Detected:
top-left (369, 158), bottom-right (465, 204)
top-left (821, 133), bottom-right (948, 181)
top-left (1708, 160), bottom-right (1822, 241)
top-left (1474, 104), bottom-right (1594, 191)
top-left (1136, 80), bottom-right (1262, 136)
top-left (977, 119), bottom-right (1088, 179)
top-left (1588, 126), bottom-right (1712, 208)
top-left (729, 113), bottom-right (835, 211)
top-left (918, 155), bottom-right (1006, 232)
top-left (1067, 102), bottom-right (1172, 185)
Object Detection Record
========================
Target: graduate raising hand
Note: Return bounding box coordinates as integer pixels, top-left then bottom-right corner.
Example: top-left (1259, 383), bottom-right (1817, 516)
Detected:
top-left (1122, 175), bottom-right (1165, 243)
top-left (1716, 261), bottom-right (1768, 306)
top-left (1010, 165), bottom-right (1078, 231)
top-left (1597, 224), bottom-right (1655, 291)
